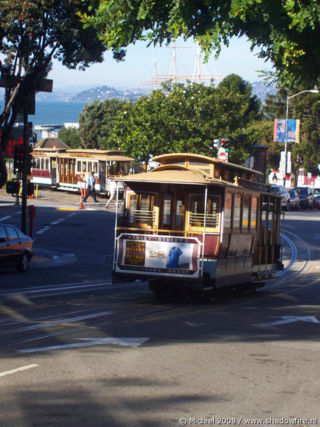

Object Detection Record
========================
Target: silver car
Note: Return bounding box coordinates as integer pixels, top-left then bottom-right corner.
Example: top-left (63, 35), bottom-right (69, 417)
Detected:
top-left (270, 185), bottom-right (291, 211)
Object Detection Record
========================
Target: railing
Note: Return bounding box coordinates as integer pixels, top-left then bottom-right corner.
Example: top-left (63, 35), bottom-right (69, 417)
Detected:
top-left (129, 209), bottom-right (156, 226)
top-left (189, 212), bottom-right (218, 228)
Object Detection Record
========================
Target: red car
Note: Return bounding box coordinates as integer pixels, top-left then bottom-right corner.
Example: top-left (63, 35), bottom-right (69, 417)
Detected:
top-left (0, 224), bottom-right (33, 272)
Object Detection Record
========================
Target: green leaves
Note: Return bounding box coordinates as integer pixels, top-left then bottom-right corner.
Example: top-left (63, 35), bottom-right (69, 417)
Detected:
top-left (83, 0), bottom-right (320, 87)
top-left (0, 0), bottom-right (107, 187)
top-left (108, 76), bottom-right (261, 166)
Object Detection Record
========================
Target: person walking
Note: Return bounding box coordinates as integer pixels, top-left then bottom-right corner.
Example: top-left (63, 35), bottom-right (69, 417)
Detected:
top-left (106, 177), bottom-right (117, 208)
top-left (83, 171), bottom-right (98, 202)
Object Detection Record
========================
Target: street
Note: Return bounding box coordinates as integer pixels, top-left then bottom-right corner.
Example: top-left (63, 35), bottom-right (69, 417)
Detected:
top-left (0, 189), bottom-right (320, 426)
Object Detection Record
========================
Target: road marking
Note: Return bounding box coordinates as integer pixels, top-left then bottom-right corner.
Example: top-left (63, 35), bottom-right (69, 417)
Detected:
top-left (255, 316), bottom-right (320, 327)
top-left (36, 212), bottom-right (76, 235)
top-left (2, 311), bottom-right (113, 335)
top-left (0, 363), bottom-right (38, 378)
top-left (18, 337), bottom-right (149, 353)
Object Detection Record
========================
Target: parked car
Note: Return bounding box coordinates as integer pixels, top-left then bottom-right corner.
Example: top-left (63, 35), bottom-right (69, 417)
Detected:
top-left (294, 187), bottom-right (315, 209)
top-left (313, 189), bottom-right (320, 209)
top-left (288, 189), bottom-right (300, 210)
top-left (0, 224), bottom-right (33, 272)
top-left (270, 185), bottom-right (290, 210)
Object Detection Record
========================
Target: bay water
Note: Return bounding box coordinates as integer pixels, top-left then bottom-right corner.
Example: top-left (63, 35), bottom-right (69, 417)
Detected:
top-left (32, 101), bottom-right (88, 126)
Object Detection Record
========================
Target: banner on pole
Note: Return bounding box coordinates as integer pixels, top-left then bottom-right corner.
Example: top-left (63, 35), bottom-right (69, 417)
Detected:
top-left (273, 119), bottom-right (300, 143)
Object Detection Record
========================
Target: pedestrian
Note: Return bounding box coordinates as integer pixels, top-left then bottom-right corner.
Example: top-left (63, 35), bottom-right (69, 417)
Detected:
top-left (106, 177), bottom-right (117, 208)
top-left (83, 171), bottom-right (98, 202)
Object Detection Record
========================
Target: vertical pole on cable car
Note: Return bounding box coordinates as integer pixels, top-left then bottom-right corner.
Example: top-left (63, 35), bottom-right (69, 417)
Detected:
top-left (21, 111), bottom-right (28, 234)
top-left (281, 210), bottom-right (285, 261)
top-left (201, 185), bottom-right (208, 278)
top-left (113, 183), bottom-right (119, 270)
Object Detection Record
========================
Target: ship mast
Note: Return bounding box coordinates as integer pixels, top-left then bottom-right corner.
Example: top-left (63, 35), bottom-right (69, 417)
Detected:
top-left (142, 43), bottom-right (223, 87)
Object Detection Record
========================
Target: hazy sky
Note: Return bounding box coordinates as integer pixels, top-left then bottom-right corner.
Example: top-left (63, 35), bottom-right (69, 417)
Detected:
top-left (49, 37), bottom-right (273, 91)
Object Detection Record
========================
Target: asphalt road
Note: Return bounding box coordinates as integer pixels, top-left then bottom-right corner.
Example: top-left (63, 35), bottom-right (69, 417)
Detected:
top-left (0, 190), bottom-right (320, 426)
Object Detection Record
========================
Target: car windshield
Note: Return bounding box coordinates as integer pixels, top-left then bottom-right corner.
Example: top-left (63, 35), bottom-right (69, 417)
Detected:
top-left (270, 186), bottom-right (281, 194)
top-left (295, 188), bottom-right (308, 195)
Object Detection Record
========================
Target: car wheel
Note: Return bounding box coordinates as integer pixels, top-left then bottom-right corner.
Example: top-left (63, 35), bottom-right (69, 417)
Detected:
top-left (17, 253), bottom-right (30, 272)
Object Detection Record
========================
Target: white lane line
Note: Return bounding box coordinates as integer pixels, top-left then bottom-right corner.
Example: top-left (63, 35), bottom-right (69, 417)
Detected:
top-left (36, 212), bottom-right (77, 235)
top-left (255, 315), bottom-right (320, 327)
top-left (19, 337), bottom-right (149, 353)
top-left (2, 311), bottom-right (113, 335)
top-left (0, 363), bottom-right (38, 378)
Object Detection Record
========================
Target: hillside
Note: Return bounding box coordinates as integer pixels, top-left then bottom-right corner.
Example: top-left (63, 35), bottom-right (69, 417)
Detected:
top-left (1, 82), bottom-right (277, 104)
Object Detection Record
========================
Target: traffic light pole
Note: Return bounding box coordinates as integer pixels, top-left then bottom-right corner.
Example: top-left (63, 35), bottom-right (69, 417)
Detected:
top-left (21, 111), bottom-right (28, 234)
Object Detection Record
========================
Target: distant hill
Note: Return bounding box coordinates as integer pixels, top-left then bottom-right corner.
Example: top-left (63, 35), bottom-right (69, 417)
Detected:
top-left (35, 85), bottom-right (150, 102)
top-left (251, 81), bottom-right (277, 103)
top-left (2, 81), bottom-right (277, 104)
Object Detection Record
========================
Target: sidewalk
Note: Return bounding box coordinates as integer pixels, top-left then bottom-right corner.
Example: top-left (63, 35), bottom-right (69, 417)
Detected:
top-left (0, 187), bottom-right (115, 211)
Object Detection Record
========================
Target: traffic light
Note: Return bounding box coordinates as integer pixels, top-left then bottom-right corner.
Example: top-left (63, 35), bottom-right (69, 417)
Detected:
top-left (6, 179), bottom-right (20, 195)
top-left (13, 144), bottom-right (33, 174)
top-left (220, 138), bottom-right (231, 151)
top-left (13, 145), bottom-right (24, 173)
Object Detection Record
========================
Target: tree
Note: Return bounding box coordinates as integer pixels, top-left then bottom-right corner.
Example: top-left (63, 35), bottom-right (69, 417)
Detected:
top-left (291, 93), bottom-right (320, 176)
top-left (82, 0), bottom-right (320, 88)
top-left (58, 126), bottom-right (80, 149)
top-left (110, 76), bottom-right (261, 166)
top-left (263, 87), bottom-right (320, 179)
top-left (0, 0), bottom-right (106, 187)
top-left (79, 98), bottom-right (128, 149)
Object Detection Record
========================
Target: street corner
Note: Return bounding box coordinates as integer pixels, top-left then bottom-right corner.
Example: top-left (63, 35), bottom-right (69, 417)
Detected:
top-left (32, 247), bottom-right (78, 268)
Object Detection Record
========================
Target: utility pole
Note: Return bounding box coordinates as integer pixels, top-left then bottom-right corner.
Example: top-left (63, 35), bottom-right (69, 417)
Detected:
top-left (0, 76), bottom-right (53, 234)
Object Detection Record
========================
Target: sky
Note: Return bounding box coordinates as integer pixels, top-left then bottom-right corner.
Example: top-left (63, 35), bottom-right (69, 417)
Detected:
top-left (48, 37), bottom-right (274, 91)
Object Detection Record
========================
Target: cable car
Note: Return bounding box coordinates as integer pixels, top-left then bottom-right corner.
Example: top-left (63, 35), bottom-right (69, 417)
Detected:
top-left (112, 153), bottom-right (283, 298)
top-left (31, 148), bottom-right (134, 194)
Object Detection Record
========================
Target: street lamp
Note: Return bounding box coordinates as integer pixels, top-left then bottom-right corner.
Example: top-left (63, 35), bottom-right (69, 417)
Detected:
top-left (283, 89), bottom-right (319, 187)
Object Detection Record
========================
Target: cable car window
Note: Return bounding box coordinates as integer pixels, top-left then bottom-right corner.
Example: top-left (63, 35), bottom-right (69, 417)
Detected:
top-left (88, 162), bottom-right (92, 173)
top-left (128, 193), bottom-right (155, 226)
top-left (109, 161), bottom-right (117, 175)
top-left (34, 157), bottom-right (40, 169)
top-left (128, 195), bottom-right (138, 223)
top-left (93, 162), bottom-right (98, 173)
top-left (164, 159), bottom-right (186, 165)
top-left (175, 200), bottom-right (183, 226)
top-left (251, 196), bottom-right (257, 228)
top-left (233, 193), bottom-right (242, 228)
top-left (77, 161), bottom-right (81, 173)
top-left (82, 162), bottom-right (86, 172)
top-left (163, 194), bottom-right (172, 226)
top-left (189, 160), bottom-right (210, 166)
top-left (224, 192), bottom-right (232, 228)
top-left (190, 196), bottom-right (219, 229)
top-left (242, 193), bottom-right (251, 229)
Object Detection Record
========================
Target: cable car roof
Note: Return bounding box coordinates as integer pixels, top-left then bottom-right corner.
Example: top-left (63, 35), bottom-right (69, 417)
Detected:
top-left (152, 152), bottom-right (263, 176)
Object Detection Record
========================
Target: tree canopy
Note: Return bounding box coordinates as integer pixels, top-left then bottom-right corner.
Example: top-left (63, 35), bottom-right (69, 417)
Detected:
top-left (78, 98), bottom-right (128, 149)
top-left (0, 0), bottom-right (106, 187)
top-left (82, 0), bottom-right (320, 88)
top-left (109, 75), bottom-right (263, 166)
top-left (58, 126), bottom-right (80, 149)
top-left (263, 89), bottom-right (320, 176)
